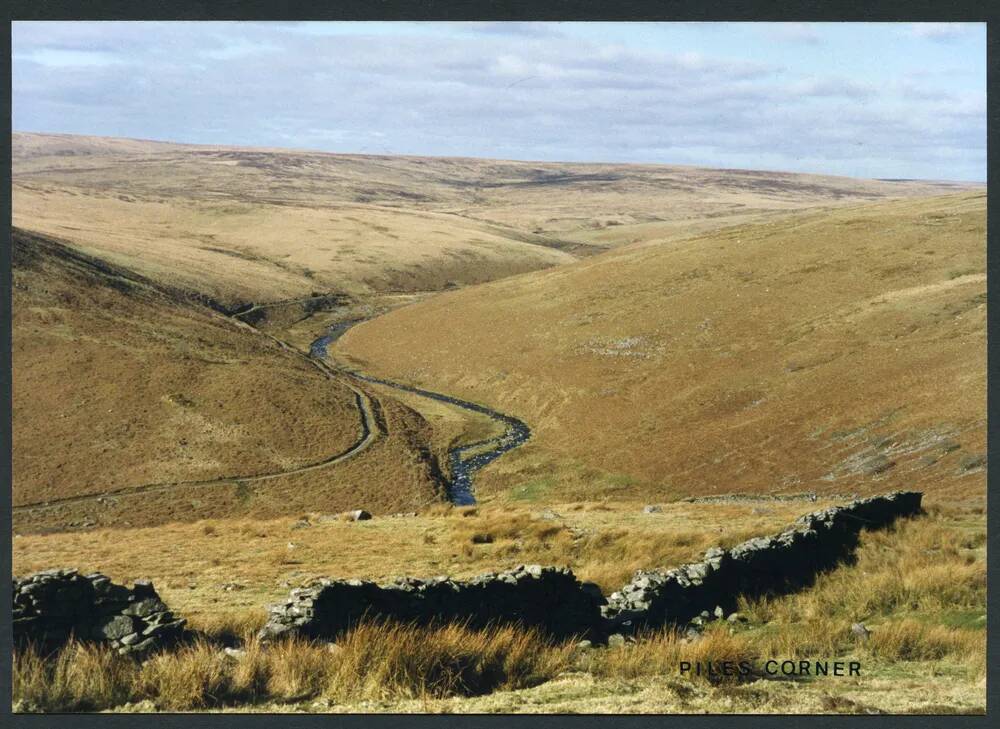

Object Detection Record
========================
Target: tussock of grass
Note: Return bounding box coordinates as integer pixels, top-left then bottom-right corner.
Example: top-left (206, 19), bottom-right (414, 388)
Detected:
top-left (13, 622), bottom-right (573, 712)
top-left (323, 621), bottom-right (572, 700)
top-left (13, 641), bottom-right (138, 712)
top-left (738, 511), bottom-right (985, 632)
top-left (586, 625), bottom-right (756, 685)
top-left (575, 525), bottom-right (766, 593)
top-left (724, 507), bottom-right (986, 680)
top-left (138, 640), bottom-right (232, 710)
top-left (265, 639), bottom-right (330, 701)
top-left (439, 508), bottom-right (775, 592)
top-left (865, 620), bottom-right (984, 664)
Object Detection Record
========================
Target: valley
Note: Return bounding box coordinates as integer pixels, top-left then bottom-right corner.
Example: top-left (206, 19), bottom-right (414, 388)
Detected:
top-left (10, 132), bottom-right (987, 714)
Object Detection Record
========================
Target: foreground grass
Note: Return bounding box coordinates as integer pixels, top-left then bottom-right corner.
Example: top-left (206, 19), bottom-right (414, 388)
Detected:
top-left (13, 501), bottom-right (985, 714)
top-left (14, 621), bottom-right (573, 712)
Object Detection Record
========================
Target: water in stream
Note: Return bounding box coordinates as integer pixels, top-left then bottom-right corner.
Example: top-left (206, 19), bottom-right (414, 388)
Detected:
top-left (309, 325), bottom-right (530, 505)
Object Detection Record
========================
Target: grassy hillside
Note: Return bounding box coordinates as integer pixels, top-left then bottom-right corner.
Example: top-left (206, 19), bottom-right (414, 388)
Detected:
top-left (13, 132), bottom-right (971, 308)
top-left (336, 193), bottom-right (987, 502)
top-left (12, 229), bottom-right (445, 531)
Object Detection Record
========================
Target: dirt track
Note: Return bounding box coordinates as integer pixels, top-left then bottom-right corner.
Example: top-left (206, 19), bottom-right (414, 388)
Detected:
top-left (12, 309), bottom-right (383, 516)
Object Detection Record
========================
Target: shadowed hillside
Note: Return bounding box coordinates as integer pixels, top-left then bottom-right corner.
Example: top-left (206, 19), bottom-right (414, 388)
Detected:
top-left (337, 193), bottom-right (987, 502)
top-left (12, 229), bottom-right (445, 531)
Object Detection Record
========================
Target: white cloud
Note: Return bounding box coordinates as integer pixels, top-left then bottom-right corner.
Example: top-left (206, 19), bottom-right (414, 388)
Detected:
top-left (10, 21), bottom-right (987, 181)
top-left (906, 23), bottom-right (973, 41)
top-left (15, 49), bottom-right (123, 67)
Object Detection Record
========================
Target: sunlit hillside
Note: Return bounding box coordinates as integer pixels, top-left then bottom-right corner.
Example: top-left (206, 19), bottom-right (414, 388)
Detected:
top-left (13, 132), bottom-right (972, 308)
top-left (337, 193), bottom-right (987, 502)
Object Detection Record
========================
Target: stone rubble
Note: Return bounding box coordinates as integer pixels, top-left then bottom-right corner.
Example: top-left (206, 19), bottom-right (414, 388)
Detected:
top-left (13, 568), bottom-right (186, 655)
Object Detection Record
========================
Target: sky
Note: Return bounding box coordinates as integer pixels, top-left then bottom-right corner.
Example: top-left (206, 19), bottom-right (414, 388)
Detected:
top-left (12, 21), bottom-right (987, 181)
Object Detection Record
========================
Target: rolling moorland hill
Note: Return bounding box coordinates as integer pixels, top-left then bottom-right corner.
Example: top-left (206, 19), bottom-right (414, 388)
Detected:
top-left (11, 133), bottom-right (986, 523)
top-left (12, 132), bottom-right (973, 309)
top-left (336, 192), bottom-right (987, 503)
top-left (12, 228), bottom-right (446, 531)
top-left (9, 135), bottom-right (987, 713)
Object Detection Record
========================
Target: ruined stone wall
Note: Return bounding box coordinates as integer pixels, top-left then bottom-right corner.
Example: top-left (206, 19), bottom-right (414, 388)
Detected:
top-left (260, 564), bottom-right (606, 642)
top-left (601, 491), bottom-right (923, 633)
top-left (13, 569), bottom-right (186, 654)
top-left (14, 492), bottom-right (922, 651)
top-left (261, 492), bottom-right (921, 641)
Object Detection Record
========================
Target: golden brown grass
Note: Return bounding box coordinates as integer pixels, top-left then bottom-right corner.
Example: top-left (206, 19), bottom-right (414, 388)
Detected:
top-left (576, 503), bottom-right (985, 711)
top-left (12, 501), bottom-right (986, 714)
top-left (586, 624), bottom-right (755, 685)
top-left (14, 132), bottom-right (965, 310)
top-left (738, 506), bottom-right (986, 636)
top-left (11, 230), bottom-right (448, 532)
top-left (13, 622), bottom-right (573, 712)
top-left (13, 641), bottom-right (139, 712)
top-left (14, 500), bottom-right (833, 622)
top-left (187, 609), bottom-right (268, 644)
top-left (339, 193), bottom-right (986, 502)
top-left (321, 621), bottom-right (573, 700)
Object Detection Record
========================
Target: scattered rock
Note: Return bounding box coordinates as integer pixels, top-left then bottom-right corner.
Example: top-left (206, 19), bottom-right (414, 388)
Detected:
top-left (861, 454), bottom-right (896, 476)
top-left (93, 615), bottom-right (136, 641)
top-left (576, 639), bottom-right (593, 650)
top-left (851, 622), bottom-right (872, 640)
top-left (642, 505), bottom-right (662, 514)
top-left (958, 454), bottom-right (987, 473)
top-left (607, 634), bottom-right (626, 647)
top-left (223, 647), bottom-right (247, 660)
top-left (291, 519), bottom-right (312, 530)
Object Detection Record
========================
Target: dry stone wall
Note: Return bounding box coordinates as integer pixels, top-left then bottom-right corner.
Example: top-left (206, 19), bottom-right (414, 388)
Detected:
top-left (601, 491), bottom-right (923, 633)
top-left (13, 568), bottom-right (186, 654)
top-left (260, 491), bottom-right (922, 642)
top-left (260, 564), bottom-right (606, 642)
top-left (14, 492), bottom-right (922, 651)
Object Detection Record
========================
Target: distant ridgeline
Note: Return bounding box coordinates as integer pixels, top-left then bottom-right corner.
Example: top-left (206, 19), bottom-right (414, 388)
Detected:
top-left (14, 492), bottom-right (922, 649)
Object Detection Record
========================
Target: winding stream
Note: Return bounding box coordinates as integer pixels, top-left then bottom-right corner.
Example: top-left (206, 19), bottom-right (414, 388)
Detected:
top-left (310, 324), bottom-right (531, 505)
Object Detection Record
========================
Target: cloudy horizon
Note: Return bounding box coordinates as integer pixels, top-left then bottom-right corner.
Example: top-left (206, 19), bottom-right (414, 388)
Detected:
top-left (12, 21), bottom-right (987, 182)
